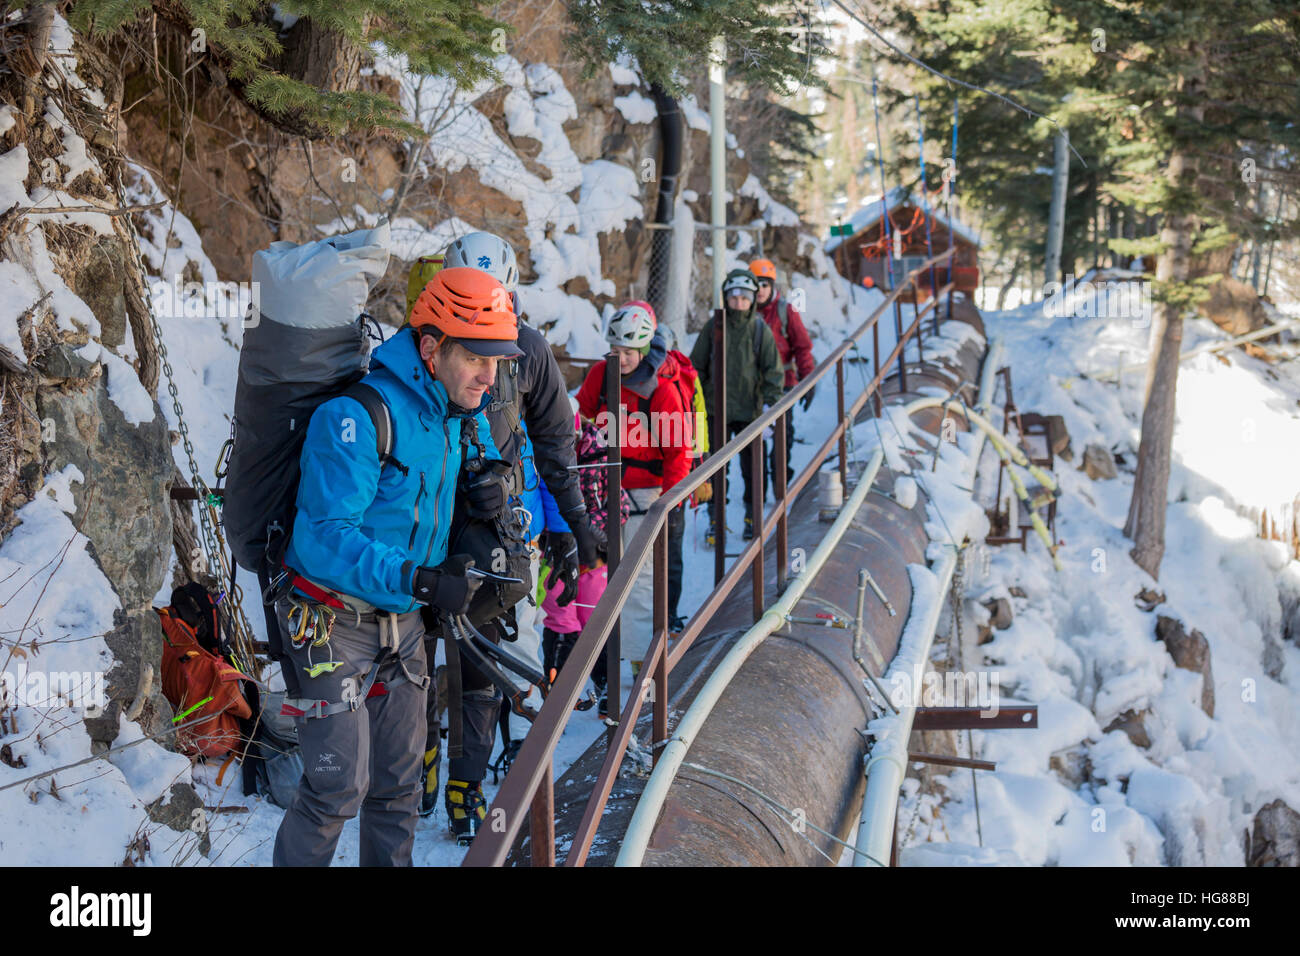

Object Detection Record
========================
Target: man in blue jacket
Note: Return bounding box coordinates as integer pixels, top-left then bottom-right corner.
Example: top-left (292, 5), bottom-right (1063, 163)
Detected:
top-left (272, 267), bottom-right (522, 867)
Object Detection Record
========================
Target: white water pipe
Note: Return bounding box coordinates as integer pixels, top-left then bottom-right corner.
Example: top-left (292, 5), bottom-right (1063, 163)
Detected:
top-left (616, 448), bottom-right (885, 867)
top-left (853, 339), bottom-right (1003, 866)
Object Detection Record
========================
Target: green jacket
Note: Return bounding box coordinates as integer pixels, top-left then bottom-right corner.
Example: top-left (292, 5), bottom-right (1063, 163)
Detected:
top-left (690, 308), bottom-right (784, 426)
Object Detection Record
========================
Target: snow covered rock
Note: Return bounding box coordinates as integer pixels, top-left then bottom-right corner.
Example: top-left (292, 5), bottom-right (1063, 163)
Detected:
top-left (1105, 708), bottom-right (1153, 749)
top-left (1202, 276), bottom-right (1269, 336)
top-left (1134, 586), bottom-right (1166, 611)
top-left (1155, 615), bottom-right (1215, 718)
top-left (1248, 799), bottom-right (1300, 866)
top-left (1081, 443), bottom-right (1118, 480)
top-left (983, 596), bottom-right (1014, 630)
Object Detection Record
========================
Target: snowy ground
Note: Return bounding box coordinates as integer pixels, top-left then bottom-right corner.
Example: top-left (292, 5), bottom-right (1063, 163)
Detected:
top-left (875, 298), bottom-right (1300, 866)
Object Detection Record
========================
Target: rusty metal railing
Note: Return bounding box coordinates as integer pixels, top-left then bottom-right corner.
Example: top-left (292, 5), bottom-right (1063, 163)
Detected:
top-left (462, 249), bottom-right (957, 867)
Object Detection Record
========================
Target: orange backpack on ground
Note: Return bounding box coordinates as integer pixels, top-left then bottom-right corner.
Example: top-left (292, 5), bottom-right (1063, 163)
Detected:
top-left (157, 596), bottom-right (252, 759)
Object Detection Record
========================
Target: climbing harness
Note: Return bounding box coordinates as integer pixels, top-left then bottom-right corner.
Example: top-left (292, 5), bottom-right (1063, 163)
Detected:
top-left (279, 610), bottom-right (430, 720)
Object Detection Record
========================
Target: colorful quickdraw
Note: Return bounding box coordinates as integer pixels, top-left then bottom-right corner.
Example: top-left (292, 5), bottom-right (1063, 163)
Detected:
top-left (285, 599), bottom-right (343, 676)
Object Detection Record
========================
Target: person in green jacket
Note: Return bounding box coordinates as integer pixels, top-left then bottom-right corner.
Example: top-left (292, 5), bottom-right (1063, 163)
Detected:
top-left (690, 268), bottom-right (784, 541)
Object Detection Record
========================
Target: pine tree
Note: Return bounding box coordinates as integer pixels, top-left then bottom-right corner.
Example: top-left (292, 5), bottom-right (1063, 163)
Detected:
top-left (880, 0), bottom-right (1111, 284)
top-left (565, 0), bottom-right (830, 96)
top-left (68, 0), bottom-right (508, 137)
top-left (888, 0), bottom-right (1300, 578)
top-left (1063, 0), bottom-right (1300, 578)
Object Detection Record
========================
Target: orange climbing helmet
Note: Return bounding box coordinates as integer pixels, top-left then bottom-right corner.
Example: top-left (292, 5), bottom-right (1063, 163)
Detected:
top-left (409, 266), bottom-right (524, 357)
top-left (749, 259), bottom-right (777, 282)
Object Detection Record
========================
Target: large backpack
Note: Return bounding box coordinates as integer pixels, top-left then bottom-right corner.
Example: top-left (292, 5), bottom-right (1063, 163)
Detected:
top-left (223, 222), bottom-right (392, 576)
top-left (628, 349), bottom-right (707, 465)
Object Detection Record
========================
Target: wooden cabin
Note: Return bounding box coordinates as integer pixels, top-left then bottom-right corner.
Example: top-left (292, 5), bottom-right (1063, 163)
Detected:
top-left (826, 187), bottom-right (981, 303)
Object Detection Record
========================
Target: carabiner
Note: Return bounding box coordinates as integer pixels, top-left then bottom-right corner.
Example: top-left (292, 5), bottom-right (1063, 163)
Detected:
top-left (214, 438), bottom-right (234, 480)
top-left (311, 605), bottom-right (336, 648)
top-left (286, 602), bottom-right (311, 648)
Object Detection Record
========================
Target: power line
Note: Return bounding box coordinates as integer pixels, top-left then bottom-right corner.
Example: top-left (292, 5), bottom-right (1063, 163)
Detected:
top-left (830, 0), bottom-right (1088, 167)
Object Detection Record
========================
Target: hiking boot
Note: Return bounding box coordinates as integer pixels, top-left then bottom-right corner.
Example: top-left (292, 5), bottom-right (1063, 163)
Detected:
top-left (419, 742), bottom-right (441, 818)
top-left (445, 779), bottom-right (487, 846)
top-left (743, 515), bottom-right (755, 540)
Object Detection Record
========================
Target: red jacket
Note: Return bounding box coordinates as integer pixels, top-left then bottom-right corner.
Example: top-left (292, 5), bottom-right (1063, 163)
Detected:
top-left (577, 353), bottom-right (692, 492)
top-left (759, 292), bottom-right (815, 389)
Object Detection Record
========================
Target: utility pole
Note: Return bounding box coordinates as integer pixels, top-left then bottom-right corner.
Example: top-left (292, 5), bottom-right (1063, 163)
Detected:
top-left (710, 36), bottom-right (727, 308)
top-left (1262, 187), bottom-right (1285, 298)
top-left (1044, 128), bottom-right (1069, 288)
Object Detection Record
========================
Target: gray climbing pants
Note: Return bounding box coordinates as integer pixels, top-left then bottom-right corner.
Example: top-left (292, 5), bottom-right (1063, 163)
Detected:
top-left (271, 603), bottom-right (428, 867)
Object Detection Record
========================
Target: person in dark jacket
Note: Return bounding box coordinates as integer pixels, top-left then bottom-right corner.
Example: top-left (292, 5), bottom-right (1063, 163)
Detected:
top-left (751, 258), bottom-right (816, 494)
top-left (690, 269), bottom-right (784, 540)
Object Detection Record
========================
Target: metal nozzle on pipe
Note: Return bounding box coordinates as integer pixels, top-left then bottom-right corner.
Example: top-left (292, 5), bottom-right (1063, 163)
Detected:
top-left (862, 568), bottom-right (896, 617)
top-left (852, 569), bottom-right (897, 715)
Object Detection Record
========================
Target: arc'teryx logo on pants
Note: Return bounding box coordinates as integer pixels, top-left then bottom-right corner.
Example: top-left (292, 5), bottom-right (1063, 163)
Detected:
top-left (316, 752), bottom-right (342, 772)
top-left (50, 886), bottom-right (151, 936)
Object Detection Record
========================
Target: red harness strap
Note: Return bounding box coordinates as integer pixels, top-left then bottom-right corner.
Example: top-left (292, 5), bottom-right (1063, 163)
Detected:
top-left (288, 572), bottom-right (348, 611)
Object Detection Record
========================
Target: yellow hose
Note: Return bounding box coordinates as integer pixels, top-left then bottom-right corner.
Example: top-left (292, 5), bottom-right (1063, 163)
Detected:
top-left (905, 395), bottom-right (1062, 571)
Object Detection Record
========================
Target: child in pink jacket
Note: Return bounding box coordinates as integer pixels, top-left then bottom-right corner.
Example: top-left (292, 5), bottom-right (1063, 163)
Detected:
top-left (541, 414), bottom-right (629, 713)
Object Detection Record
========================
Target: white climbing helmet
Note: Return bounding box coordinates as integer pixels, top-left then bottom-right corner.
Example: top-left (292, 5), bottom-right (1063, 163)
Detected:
top-left (605, 300), bottom-right (657, 349)
top-left (722, 268), bottom-right (760, 299)
top-left (444, 231), bottom-right (519, 292)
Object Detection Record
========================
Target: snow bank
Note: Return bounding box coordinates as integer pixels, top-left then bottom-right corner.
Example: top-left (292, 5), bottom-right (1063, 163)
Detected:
top-left (0, 467), bottom-right (174, 865)
top-left (898, 288), bottom-right (1300, 867)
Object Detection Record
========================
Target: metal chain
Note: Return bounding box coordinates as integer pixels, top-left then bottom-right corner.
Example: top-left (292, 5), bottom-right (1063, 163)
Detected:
top-left (110, 162), bottom-right (258, 675)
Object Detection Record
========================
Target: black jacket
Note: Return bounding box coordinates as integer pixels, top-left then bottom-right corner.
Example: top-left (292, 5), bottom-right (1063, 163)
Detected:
top-left (486, 322), bottom-right (586, 520)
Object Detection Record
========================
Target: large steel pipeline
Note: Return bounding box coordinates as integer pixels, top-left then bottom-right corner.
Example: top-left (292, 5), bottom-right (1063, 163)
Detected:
top-left (506, 301), bottom-right (989, 866)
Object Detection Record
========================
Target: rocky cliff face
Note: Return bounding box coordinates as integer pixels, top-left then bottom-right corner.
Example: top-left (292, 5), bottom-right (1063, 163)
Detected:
top-left (1, 22), bottom-right (179, 749)
top-left (113, 1), bottom-right (812, 338)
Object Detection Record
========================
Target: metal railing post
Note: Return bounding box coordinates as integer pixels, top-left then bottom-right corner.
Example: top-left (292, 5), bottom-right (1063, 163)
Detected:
top-left (774, 412), bottom-right (788, 593)
top-left (836, 357), bottom-right (848, 488)
top-left (914, 277), bottom-right (924, 362)
top-left (652, 525), bottom-right (668, 764)
top-left (872, 321), bottom-right (882, 416)
top-left (751, 437), bottom-right (765, 623)
top-left (929, 256), bottom-right (941, 335)
top-left (945, 269), bottom-right (953, 331)
top-left (604, 355), bottom-right (622, 730)
top-left (529, 767), bottom-right (555, 866)
top-left (712, 310), bottom-right (727, 585)
top-left (893, 299), bottom-right (907, 393)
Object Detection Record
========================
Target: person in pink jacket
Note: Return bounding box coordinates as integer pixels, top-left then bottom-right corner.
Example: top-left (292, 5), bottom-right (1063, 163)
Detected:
top-left (540, 413), bottom-right (629, 718)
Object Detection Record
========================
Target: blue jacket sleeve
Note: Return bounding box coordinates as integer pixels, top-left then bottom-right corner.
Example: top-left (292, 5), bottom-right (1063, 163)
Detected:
top-left (288, 396), bottom-right (413, 607)
top-left (540, 481), bottom-right (569, 533)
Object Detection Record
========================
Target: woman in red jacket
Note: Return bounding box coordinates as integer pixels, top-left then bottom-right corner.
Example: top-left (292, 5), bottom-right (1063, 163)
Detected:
top-left (577, 301), bottom-right (692, 673)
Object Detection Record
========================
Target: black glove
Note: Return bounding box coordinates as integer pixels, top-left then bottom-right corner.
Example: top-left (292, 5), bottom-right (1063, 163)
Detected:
top-left (543, 531), bottom-right (580, 607)
top-left (464, 463), bottom-right (508, 520)
top-left (412, 553), bottom-right (482, 614)
top-left (569, 516), bottom-right (607, 568)
top-left (800, 384), bottom-right (816, 413)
